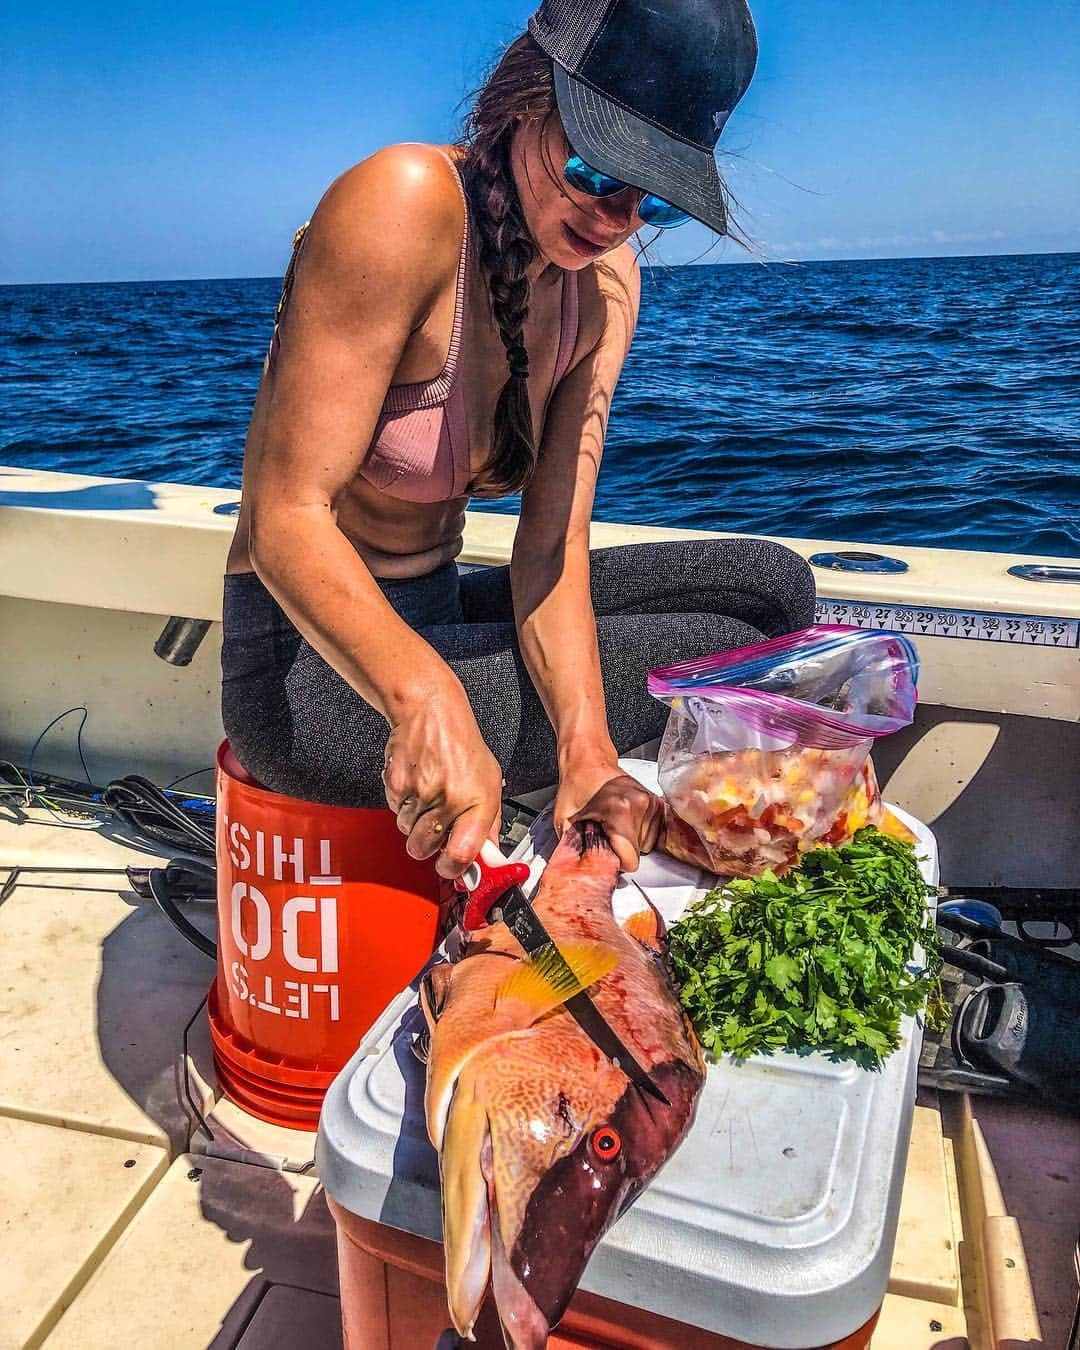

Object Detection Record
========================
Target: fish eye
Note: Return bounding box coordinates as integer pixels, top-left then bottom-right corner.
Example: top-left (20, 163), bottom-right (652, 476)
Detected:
top-left (590, 1126), bottom-right (621, 1163)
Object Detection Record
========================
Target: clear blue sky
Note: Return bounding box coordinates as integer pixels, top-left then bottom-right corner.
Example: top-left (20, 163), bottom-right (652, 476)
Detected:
top-left (3, 0), bottom-right (1078, 283)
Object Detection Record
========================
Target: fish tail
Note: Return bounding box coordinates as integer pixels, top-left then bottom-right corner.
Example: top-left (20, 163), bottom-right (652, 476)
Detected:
top-left (571, 820), bottom-right (614, 856)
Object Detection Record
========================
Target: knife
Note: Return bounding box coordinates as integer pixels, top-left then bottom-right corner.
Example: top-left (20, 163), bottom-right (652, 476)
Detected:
top-left (457, 841), bottom-right (670, 1107)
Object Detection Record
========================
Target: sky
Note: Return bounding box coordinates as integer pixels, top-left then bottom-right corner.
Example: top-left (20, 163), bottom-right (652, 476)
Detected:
top-left (2, 0), bottom-right (1078, 283)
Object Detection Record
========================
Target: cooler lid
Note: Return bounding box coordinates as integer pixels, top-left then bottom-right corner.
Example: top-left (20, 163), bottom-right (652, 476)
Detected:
top-left (317, 763), bottom-right (937, 1348)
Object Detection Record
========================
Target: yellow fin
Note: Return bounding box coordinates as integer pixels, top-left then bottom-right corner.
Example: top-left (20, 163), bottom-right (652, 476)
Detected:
top-left (622, 907), bottom-right (662, 948)
top-left (496, 939), bottom-right (618, 1021)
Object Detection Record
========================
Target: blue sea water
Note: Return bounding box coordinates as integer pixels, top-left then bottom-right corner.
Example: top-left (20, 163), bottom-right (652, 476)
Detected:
top-left (2, 251), bottom-right (1077, 557)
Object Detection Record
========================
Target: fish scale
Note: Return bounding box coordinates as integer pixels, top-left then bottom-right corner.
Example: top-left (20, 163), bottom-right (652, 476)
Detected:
top-left (465, 1028), bottom-right (616, 1252)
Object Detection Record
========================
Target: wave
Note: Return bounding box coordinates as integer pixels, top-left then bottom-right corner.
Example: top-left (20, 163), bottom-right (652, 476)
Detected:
top-left (3, 252), bottom-right (1078, 558)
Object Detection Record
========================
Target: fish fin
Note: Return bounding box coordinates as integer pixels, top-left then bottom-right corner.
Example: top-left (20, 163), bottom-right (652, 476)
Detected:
top-left (441, 1083), bottom-right (493, 1339)
top-left (622, 907), bottom-right (663, 949)
top-left (577, 820), bottom-right (614, 854)
top-left (496, 940), bottom-right (617, 1021)
top-left (681, 1008), bottom-right (707, 1073)
top-left (420, 961), bottom-right (453, 1026)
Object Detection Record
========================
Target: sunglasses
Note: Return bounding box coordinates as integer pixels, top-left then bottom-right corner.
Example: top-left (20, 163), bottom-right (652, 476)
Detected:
top-left (563, 151), bottom-right (691, 229)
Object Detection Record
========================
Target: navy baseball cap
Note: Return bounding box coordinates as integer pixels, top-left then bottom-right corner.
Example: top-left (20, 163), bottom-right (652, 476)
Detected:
top-left (529, 0), bottom-right (758, 233)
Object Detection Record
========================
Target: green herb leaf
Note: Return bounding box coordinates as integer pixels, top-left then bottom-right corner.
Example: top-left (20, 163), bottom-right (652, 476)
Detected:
top-left (668, 828), bottom-right (941, 1069)
top-left (764, 952), bottom-right (801, 994)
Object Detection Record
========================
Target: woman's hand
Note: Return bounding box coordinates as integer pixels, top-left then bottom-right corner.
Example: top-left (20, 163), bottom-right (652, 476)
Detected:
top-left (381, 685), bottom-right (503, 881)
top-left (555, 757), bottom-right (665, 874)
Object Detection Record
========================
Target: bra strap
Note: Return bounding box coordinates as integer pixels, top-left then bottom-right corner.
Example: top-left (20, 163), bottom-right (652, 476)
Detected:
top-left (431, 149), bottom-right (471, 390)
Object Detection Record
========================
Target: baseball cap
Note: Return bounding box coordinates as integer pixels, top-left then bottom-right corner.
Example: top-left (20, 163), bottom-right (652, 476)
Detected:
top-left (528, 0), bottom-right (758, 233)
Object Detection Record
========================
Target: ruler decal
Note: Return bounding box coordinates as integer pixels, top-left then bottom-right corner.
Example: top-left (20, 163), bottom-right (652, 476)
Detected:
top-left (814, 599), bottom-right (1079, 649)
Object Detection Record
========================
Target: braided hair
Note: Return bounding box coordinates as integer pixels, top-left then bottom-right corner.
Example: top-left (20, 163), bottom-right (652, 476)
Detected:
top-left (459, 35), bottom-right (557, 495)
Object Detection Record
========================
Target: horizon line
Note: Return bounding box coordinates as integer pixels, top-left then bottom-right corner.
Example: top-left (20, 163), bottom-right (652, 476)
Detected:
top-left (2, 246), bottom-right (1077, 288)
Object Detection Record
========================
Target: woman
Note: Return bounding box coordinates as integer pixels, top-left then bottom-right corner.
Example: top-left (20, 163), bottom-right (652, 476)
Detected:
top-left (221, 0), bottom-right (814, 882)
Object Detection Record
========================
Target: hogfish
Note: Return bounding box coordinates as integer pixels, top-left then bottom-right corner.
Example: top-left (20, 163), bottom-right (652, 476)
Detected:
top-left (418, 820), bottom-right (705, 1348)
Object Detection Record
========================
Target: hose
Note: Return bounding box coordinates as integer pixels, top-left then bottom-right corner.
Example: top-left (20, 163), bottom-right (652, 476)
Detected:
top-left (147, 867), bottom-right (217, 959)
top-left (102, 775), bottom-right (215, 856)
top-left (1, 764), bottom-right (216, 857)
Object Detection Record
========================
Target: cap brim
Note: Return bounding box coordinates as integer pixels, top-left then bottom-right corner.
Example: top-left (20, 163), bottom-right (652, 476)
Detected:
top-left (553, 63), bottom-right (729, 235)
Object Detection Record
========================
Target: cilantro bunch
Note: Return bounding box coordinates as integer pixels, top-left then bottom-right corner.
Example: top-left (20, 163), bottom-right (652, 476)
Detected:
top-left (668, 828), bottom-right (941, 1066)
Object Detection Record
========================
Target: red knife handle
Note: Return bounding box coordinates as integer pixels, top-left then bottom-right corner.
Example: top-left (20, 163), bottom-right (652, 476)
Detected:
top-left (455, 848), bottom-right (531, 932)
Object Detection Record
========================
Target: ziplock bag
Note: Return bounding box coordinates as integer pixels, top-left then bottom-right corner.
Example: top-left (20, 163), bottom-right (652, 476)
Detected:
top-left (648, 626), bottom-right (919, 877)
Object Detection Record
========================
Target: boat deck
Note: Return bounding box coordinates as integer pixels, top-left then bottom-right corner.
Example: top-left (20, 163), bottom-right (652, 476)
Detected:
top-left (1, 805), bottom-right (1076, 1350)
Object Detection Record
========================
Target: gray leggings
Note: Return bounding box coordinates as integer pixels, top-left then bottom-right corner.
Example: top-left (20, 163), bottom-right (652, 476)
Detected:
top-left (221, 539), bottom-right (816, 806)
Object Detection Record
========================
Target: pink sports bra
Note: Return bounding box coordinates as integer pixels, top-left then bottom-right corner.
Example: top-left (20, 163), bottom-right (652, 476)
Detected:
top-left (267, 147), bottom-right (581, 504)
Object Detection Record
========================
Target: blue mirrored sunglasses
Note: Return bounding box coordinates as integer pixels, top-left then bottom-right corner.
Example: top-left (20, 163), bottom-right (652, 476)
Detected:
top-left (563, 152), bottom-right (691, 229)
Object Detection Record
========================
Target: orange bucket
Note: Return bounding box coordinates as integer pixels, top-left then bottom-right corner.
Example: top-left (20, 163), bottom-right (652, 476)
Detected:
top-left (209, 741), bottom-right (448, 1130)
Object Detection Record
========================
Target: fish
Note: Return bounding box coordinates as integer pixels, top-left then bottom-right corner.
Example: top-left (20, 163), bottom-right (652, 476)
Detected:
top-left (418, 820), bottom-right (705, 1348)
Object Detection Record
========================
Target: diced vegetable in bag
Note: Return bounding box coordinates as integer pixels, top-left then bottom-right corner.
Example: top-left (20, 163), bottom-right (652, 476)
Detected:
top-left (648, 627), bottom-right (919, 877)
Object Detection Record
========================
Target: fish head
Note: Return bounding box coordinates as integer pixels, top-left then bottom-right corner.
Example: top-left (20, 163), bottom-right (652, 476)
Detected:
top-left (444, 1027), bottom-right (702, 1349)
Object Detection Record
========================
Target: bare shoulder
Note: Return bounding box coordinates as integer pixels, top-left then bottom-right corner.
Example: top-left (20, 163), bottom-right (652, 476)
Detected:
top-left (298, 143), bottom-right (466, 311)
top-left (576, 241), bottom-right (642, 352)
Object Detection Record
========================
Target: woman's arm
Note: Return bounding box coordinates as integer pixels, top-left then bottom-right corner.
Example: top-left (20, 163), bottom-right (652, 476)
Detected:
top-left (513, 245), bottom-right (662, 868)
top-left (243, 145), bottom-right (503, 874)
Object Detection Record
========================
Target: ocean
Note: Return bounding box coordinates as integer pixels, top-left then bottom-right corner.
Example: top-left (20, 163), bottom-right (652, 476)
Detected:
top-left (2, 251), bottom-right (1077, 557)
